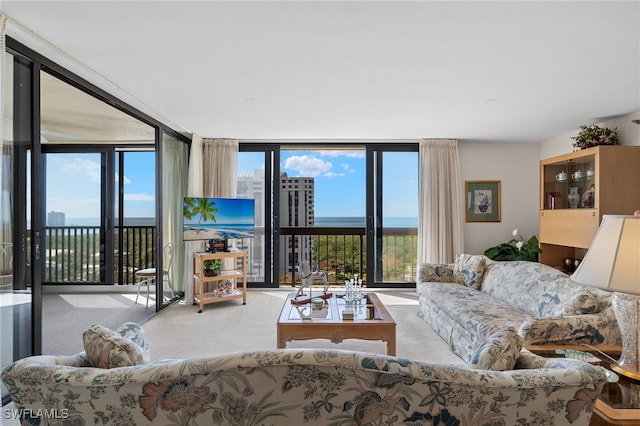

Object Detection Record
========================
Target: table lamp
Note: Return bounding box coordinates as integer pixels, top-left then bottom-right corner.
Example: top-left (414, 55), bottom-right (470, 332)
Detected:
top-left (570, 213), bottom-right (640, 380)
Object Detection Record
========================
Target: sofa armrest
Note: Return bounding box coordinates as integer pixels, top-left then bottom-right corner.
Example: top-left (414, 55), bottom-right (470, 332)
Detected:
top-left (515, 349), bottom-right (606, 380)
top-left (518, 311), bottom-right (622, 346)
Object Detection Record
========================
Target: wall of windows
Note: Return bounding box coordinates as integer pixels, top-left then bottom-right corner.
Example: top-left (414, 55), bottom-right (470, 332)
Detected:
top-left (2, 38), bottom-right (189, 380)
top-left (238, 143), bottom-right (417, 288)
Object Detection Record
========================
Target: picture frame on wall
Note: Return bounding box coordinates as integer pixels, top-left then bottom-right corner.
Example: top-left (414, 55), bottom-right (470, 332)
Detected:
top-left (465, 180), bottom-right (501, 222)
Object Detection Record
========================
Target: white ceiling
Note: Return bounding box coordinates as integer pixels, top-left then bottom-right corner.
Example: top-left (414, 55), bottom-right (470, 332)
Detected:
top-left (3, 1), bottom-right (639, 143)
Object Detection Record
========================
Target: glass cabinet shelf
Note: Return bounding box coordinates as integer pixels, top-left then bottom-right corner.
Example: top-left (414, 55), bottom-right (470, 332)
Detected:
top-left (541, 154), bottom-right (596, 210)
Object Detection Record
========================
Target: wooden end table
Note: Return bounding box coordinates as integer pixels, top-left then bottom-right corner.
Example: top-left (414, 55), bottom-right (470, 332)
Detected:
top-left (276, 292), bottom-right (397, 355)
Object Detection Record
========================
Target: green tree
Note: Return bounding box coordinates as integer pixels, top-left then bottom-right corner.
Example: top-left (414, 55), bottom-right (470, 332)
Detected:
top-left (184, 197), bottom-right (219, 234)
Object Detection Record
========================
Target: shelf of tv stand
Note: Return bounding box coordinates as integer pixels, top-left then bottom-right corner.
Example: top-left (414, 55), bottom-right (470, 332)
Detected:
top-left (192, 251), bottom-right (247, 313)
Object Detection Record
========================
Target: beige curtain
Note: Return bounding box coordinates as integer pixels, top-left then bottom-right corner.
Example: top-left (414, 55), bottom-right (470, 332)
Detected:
top-left (203, 138), bottom-right (238, 197)
top-left (182, 137), bottom-right (238, 303)
top-left (417, 139), bottom-right (464, 264)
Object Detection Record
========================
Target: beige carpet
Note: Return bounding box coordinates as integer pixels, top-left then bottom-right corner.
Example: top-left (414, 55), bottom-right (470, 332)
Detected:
top-left (142, 288), bottom-right (465, 364)
top-left (43, 292), bottom-right (157, 356)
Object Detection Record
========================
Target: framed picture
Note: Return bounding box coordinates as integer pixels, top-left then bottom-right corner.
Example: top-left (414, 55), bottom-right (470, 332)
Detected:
top-left (465, 180), bottom-right (501, 222)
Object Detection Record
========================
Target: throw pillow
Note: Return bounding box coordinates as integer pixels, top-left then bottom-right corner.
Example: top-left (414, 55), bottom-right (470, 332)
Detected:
top-left (417, 263), bottom-right (461, 283)
top-left (454, 254), bottom-right (486, 289)
top-left (115, 322), bottom-right (150, 352)
top-left (83, 324), bottom-right (150, 368)
top-left (469, 327), bottom-right (523, 371)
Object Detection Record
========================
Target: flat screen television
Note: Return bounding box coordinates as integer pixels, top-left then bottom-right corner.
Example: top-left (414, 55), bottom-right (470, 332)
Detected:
top-left (183, 197), bottom-right (255, 251)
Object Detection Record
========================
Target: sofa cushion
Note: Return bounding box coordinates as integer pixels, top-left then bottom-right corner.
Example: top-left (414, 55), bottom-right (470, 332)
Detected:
top-left (115, 322), bottom-right (150, 352)
top-left (417, 263), bottom-right (461, 284)
top-left (454, 254), bottom-right (486, 289)
top-left (469, 327), bottom-right (522, 371)
top-left (417, 282), bottom-right (531, 361)
top-left (83, 324), bottom-right (150, 368)
top-left (481, 261), bottom-right (599, 318)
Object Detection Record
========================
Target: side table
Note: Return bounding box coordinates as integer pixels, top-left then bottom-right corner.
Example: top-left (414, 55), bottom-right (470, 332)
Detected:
top-left (590, 371), bottom-right (640, 426)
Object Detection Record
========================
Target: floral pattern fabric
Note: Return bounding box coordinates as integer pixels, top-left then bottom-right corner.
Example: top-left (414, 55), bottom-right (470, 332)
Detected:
top-left (417, 259), bottom-right (621, 363)
top-left (416, 262), bottom-right (461, 284)
top-left (2, 348), bottom-right (605, 426)
top-left (83, 324), bottom-right (150, 369)
top-left (468, 326), bottom-right (522, 371)
top-left (453, 253), bottom-right (486, 289)
top-left (481, 261), bottom-right (599, 317)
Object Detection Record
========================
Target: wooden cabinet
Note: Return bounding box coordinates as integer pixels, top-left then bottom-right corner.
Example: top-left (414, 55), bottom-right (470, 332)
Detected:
top-left (539, 145), bottom-right (640, 271)
top-left (193, 251), bottom-right (247, 313)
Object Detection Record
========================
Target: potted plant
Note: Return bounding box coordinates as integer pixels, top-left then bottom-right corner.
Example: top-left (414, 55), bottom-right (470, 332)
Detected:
top-left (484, 229), bottom-right (541, 262)
top-left (203, 259), bottom-right (222, 277)
top-left (571, 124), bottom-right (618, 150)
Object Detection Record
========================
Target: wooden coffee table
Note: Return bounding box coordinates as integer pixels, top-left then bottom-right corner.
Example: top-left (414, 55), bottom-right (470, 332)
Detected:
top-left (276, 292), bottom-right (397, 355)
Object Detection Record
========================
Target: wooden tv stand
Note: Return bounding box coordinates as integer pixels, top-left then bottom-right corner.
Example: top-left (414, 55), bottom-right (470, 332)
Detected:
top-left (192, 251), bottom-right (247, 313)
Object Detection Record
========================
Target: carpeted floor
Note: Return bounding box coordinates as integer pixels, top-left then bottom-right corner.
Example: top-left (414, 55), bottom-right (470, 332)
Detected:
top-left (42, 292), bottom-right (157, 355)
top-left (142, 288), bottom-right (465, 364)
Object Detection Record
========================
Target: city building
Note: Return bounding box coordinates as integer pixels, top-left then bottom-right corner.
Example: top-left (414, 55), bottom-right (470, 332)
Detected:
top-left (46, 211), bottom-right (65, 226)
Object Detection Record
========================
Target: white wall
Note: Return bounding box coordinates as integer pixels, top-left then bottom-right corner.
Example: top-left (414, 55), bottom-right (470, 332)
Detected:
top-left (459, 141), bottom-right (540, 255)
top-left (541, 111), bottom-right (640, 158)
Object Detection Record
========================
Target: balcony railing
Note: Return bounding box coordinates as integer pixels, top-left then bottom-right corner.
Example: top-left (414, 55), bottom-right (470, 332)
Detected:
top-left (44, 225), bottom-right (156, 284)
top-left (41, 225), bottom-right (417, 286)
top-left (280, 226), bottom-right (417, 286)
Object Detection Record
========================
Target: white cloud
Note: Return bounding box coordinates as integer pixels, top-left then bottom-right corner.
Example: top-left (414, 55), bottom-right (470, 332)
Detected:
top-left (124, 193), bottom-right (155, 202)
top-left (60, 157), bottom-right (101, 182)
top-left (283, 155), bottom-right (333, 177)
top-left (116, 173), bottom-right (132, 184)
top-left (319, 150), bottom-right (365, 158)
top-left (324, 172), bottom-right (345, 178)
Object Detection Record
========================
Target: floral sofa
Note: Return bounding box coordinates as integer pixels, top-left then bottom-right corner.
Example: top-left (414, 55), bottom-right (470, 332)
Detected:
top-left (417, 255), bottom-right (622, 363)
top-left (2, 322), bottom-right (606, 426)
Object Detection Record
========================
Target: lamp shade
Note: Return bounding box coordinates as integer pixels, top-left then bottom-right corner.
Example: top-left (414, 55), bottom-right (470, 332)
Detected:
top-left (570, 215), bottom-right (640, 295)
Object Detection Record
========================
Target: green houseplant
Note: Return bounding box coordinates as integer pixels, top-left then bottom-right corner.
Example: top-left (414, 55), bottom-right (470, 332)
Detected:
top-left (571, 124), bottom-right (618, 150)
top-left (484, 229), bottom-right (541, 262)
top-left (203, 259), bottom-right (222, 277)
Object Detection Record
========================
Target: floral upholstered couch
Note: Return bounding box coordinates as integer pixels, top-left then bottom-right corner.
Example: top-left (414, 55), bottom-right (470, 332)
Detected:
top-left (417, 255), bottom-right (622, 363)
top-left (2, 323), bottom-right (607, 426)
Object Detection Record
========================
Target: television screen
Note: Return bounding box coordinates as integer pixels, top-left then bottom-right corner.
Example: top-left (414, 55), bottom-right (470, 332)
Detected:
top-left (183, 197), bottom-right (255, 242)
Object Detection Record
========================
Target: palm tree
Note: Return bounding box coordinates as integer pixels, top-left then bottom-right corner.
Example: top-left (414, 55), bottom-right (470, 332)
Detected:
top-left (184, 197), bottom-right (219, 234)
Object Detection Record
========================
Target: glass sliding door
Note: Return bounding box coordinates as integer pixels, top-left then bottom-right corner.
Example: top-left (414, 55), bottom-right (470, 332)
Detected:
top-left (237, 152), bottom-right (267, 283)
top-left (238, 145), bottom-right (279, 287)
top-left (279, 146), bottom-right (366, 285)
top-left (115, 150), bottom-right (156, 286)
top-left (44, 152), bottom-right (110, 284)
top-left (160, 132), bottom-right (187, 305)
top-left (367, 145), bottom-right (418, 287)
top-left (1, 51), bottom-right (33, 404)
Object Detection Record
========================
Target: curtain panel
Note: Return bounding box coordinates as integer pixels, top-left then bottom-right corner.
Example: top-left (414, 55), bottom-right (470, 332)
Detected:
top-left (183, 137), bottom-right (238, 303)
top-left (417, 139), bottom-right (464, 264)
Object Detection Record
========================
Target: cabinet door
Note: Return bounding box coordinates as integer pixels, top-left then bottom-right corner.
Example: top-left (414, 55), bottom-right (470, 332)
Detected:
top-left (539, 210), bottom-right (599, 248)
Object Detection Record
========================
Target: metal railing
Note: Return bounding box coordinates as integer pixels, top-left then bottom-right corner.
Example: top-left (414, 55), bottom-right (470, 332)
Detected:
top-left (41, 225), bottom-right (417, 286)
top-left (279, 226), bottom-right (417, 286)
top-left (44, 225), bottom-right (156, 284)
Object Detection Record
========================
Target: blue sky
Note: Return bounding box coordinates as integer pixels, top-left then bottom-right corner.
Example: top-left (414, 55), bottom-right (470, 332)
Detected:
top-left (238, 149), bottom-right (418, 218)
top-left (40, 149), bottom-right (418, 221)
top-left (43, 152), bottom-right (156, 221)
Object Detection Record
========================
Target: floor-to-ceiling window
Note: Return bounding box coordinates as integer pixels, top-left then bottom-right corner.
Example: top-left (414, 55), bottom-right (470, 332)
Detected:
top-left (0, 50), bottom-right (32, 405)
top-left (370, 146), bottom-right (419, 284)
top-left (239, 143), bottom-right (418, 288)
top-left (237, 151), bottom-right (269, 284)
top-left (2, 37), bottom-right (189, 366)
